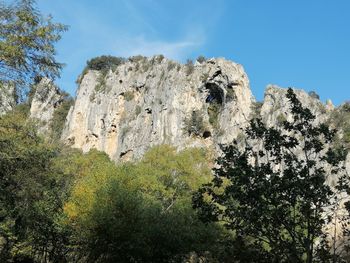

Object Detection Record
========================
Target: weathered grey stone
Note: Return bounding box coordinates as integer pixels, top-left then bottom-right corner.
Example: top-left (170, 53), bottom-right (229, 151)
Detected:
top-left (0, 83), bottom-right (15, 115)
top-left (62, 56), bottom-right (254, 161)
top-left (30, 78), bottom-right (67, 132)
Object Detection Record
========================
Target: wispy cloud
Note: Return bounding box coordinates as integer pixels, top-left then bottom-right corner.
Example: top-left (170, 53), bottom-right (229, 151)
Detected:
top-left (36, 0), bottom-right (222, 93)
top-left (111, 35), bottom-right (204, 61)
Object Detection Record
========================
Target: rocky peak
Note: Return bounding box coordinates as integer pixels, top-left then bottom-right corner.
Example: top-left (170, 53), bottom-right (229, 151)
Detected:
top-left (260, 85), bottom-right (330, 127)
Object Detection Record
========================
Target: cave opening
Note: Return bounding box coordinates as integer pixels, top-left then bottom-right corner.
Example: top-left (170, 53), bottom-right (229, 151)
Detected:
top-left (205, 83), bottom-right (224, 105)
top-left (203, 131), bottom-right (211, 138)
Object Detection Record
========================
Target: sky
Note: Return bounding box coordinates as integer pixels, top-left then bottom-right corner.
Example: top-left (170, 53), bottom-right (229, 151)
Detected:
top-left (36, 0), bottom-right (350, 105)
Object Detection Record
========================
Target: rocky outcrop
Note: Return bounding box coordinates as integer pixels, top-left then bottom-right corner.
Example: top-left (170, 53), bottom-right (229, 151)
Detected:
top-left (260, 85), bottom-right (331, 127)
top-left (62, 56), bottom-right (254, 161)
top-left (0, 83), bottom-right (15, 115)
top-left (30, 78), bottom-right (67, 132)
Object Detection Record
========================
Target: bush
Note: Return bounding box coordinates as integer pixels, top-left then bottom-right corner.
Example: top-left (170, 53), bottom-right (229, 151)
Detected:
top-left (251, 101), bottom-right (263, 118)
top-left (135, 105), bottom-right (142, 116)
top-left (86, 55), bottom-right (125, 71)
top-left (124, 91), bottom-right (134, 101)
top-left (208, 102), bottom-right (220, 128)
top-left (128, 55), bottom-right (146, 63)
top-left (50, 92), bottom-right (74, 141)
top-left (196, 55), bottom-right (206, 63)
top-left (185, 59), bottom-right (194, 76)
top-left (308, 90), bottom-right (320, 100)
top-left (184, 111), bottom-right (206, 136)
top-left (63, 145), bottom-right (221, 262)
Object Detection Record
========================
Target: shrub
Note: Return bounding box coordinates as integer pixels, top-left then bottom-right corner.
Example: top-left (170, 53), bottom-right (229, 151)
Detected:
top-left (124, 91), bottom-right (134, 101)
top-left (50, 92), bottom-right (74, 141)
top-left (226, 88), bottom-right (237, 102)
top-left (86, 55), bottom-right (126, 71)
top-left (251, 101), bottom-right (263, 118)
top-left (135, 105), bottom-right (141, 116)
top-left (185, 59), bottom-right (194, 76)
top-left (167, 61), bottom-right (177, 71)
top-left (196, 55), bottom-right (206, 63)
top-left (184, 111), bottom-right (205, 136)
top-left (308, 90), bottom-right (320, 100)
top-left (128, 55), bottom-right (146, 63)
top-left (208, 102), bottom-right (220, 128)
top-left (276, 113), bottom-right (287, 125)
top-left (200, 72), bottom-right (209, 83)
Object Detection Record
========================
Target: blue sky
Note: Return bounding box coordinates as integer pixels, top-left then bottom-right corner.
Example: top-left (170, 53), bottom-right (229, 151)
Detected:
top-left (36, 0), bottom-right (350, 105)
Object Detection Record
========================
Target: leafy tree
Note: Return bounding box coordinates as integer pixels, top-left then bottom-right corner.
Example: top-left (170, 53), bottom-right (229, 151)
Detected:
top-left (84, 55), bottom-right (125, 73)
top-left (64, 145), bottom-right (224, 262)
top-left (193, 88), bottom-right (350, 262)
top-left (0, 106), bottom-right (72, 261)
top-left (0, 0), bottom-right (67, 93)
top-left (49, 91), bottom-right (74, 142)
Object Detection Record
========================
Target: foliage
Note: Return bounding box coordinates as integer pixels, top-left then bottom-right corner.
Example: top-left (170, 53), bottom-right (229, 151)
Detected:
top-left (226, 87), bottom-right (237, 102)
top-left (128, 55), bottom-right (146, 63)
top-left (251, 101), bottom-right (263, 118)
top-left (167, 61), bottom-right (178, 71)
top-left (276, 113), bottom-right (287, 125)
top-left (0, 0), bottom-right (67, 94)
top-left (0, 107), bottom-right (72, 261)
top-left (194, 88), bottom-right (350, 262)
top-left (135, 105), bottom-right (142, 116)
top-left (123, 90), bottom-right (134, 101)
top-left (329, 102), bottom-right (350, 148)
top-left (309, 90), bottom-right (320, 100)
top-left (49, 91), bottom-right (74, 142)
top-left (184, 110), bottom-right (206, 136)
top-left (185, 59), bottom-right (194, 76)
top-left (63, 145), bottom-right (224, 262)
top-left (197, 55), bottom-right (206, 63)
top-left (208, 102), bottom-right (221, 128)
top-left (85, 55), bottom-right (125, 72)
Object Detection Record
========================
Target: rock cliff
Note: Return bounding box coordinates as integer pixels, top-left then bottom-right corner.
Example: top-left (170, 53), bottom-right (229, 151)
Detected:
top-left (62, 56), bottom-right (254, 161)
top-left (0, 83), bottom-right (15, 115)
top-left (26, 55), bottom-right (348, 166)
top-left (30, 78), bottom-right (67, 132)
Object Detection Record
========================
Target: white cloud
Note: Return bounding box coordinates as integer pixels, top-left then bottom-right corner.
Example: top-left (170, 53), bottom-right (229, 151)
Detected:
top-left (111, 35), bottom-right (204, 61)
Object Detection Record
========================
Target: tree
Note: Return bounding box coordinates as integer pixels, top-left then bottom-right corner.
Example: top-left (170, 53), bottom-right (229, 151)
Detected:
top-left (0, 0), bottom-right (67, 94)
top-left (0, 106), bottom-right (72, 261)
top-left (193, 88), bottom-right (350, 262)
top-left (63, 145), bottom-right (224, 262)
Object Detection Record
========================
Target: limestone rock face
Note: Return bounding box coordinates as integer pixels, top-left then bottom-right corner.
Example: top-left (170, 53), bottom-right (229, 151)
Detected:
top-left (62, 56), bottom-right (254, 161)
top-left (260, 85), bottom-right (330, 127)
top-left (30, 78), bottom-right (66, 132)
top-left (0, 83), bottom-right (15, 115)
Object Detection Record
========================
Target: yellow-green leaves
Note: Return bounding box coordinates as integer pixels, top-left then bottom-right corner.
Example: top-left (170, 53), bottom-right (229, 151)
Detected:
top-left (0, 0), bottom-right (67, 91)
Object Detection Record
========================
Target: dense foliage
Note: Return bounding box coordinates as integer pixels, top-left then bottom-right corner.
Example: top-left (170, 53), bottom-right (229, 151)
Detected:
top-left (0, 107), bottom-right (72, 261)
top-left (0, 109), bottom-right (228, 262)
top-left (85, 56), bottom-right (125, 71)
top-left (0, 0), bottom-right (67, 94)
top-left (194, 88), bottom-right (350, 262)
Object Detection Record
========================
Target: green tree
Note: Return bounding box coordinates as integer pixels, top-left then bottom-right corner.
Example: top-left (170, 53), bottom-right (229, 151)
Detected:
top-left (0, 106), bottom-right (72, 261)
top-left (193, 88), bottom-right (350, 262)
top-left (64, 145), bottom-right (224, 262)
top-left (0, 0), bottom-right (67, 93)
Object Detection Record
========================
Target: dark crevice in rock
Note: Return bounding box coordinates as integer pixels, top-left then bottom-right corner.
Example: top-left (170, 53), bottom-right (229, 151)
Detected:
top-left (205, 83), bottom-right (224, 105)
top-left (119, 149), bottom-right (133, 159)
top-left (203, 131), bottom-right (211, 138)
